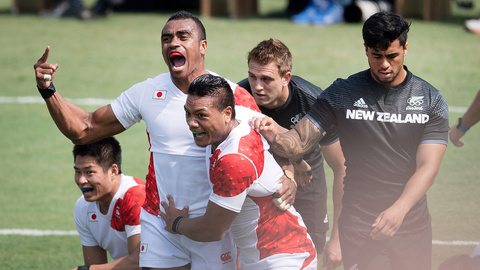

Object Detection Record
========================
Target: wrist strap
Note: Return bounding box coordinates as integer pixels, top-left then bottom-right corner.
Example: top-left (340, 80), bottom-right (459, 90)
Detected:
top-left (457, 117), bottom-right (470, 132)
top-left (37, 82), bottom-right (56, 99)
top-left (172, 216), bottom-right (184, 234)
top-left (77, 265), bottom-right (90, 270)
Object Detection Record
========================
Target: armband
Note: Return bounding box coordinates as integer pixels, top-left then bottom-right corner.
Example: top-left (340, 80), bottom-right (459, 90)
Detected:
top-left (457, 117), bottom-right (470, 133)
top-left (172, 216), bottom-right (184, 234)
top-left (77, 265), bottom-right (90, 270)
top-left (37, 82), bottom-right (56, 99)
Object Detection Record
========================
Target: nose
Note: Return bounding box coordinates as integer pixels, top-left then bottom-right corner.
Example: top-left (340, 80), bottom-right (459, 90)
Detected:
top-left (75, 173), bottom-right (88, 185)
top-left (251, 79), bottom-right (262, 91)
top-left (187, 116), bottom-right (199, 128)
top-left (379, 57), bottom-right (390, 69)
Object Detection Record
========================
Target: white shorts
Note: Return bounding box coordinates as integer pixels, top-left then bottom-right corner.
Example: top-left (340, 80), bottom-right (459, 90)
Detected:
top-left (241, 252), bottom-right (318, 270)
top-left (139, 208), bottom-right (237, 269)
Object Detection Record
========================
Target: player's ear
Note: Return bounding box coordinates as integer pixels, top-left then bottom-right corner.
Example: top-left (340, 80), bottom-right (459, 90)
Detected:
top-left (110, 164), bottom-right (120, 176)
top-left (282, 71), bottom-right (292, 86)
top-left (223, 106), bottom-right (233, 122)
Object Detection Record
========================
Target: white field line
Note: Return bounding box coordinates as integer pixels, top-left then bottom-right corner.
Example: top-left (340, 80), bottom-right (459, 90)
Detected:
top-left (1, 229), bottom-right (477, 246)
top-left (0, 229), bottom-right (78, 236)
top-left (0, 96), bottom-right (470, 113)
top-left (0, 96), bottom-right (114, 106)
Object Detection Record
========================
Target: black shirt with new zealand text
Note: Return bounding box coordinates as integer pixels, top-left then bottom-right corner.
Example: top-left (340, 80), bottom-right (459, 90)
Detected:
top-left (306, 67), bottom-right (449, 234)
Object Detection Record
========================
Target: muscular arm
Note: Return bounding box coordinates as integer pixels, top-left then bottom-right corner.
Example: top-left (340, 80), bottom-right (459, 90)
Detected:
top-left (45, 94), bottom-right (125, 144)
top-left (251, 116), bottom-right (324, 161)
top-left (34, 46), bottom-right (125, 144)
top-left (321, 140), bottom-right (345, 269)
top-left (370, 143), bottom-right (447, 240)
top-left (78, 234), bottom-right (141, 270)
top-left (160, 196), bottom-right (238, 242)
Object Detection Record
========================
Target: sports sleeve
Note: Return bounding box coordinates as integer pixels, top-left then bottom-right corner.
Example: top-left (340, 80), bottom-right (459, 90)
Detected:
top-left (421, 90), bottom-right (449, 144)
top-left (74, 197), bottom-right (99, 247)
top-left (234, 85), bottom-right (261, 113)
top-left (209, 154), bottom-right (257, 213)
top-left (306, 92), bottom-right (337, 138)
top-left (110, 81), bottom-right (147, 129)
top-left (121, 185), bottom-right (146, 238)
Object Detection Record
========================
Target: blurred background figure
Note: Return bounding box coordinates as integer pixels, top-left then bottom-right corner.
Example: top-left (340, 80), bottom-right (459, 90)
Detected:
top-left (291, 0), bottom-right (351, 25)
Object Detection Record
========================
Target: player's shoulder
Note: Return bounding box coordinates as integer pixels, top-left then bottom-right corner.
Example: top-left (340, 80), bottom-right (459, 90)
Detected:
top-left (290, 75), bottom-right (322, 95)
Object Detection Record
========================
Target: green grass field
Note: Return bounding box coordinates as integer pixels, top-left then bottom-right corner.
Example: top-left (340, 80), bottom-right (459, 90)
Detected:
top-left (0, 0), bottom-right (479, 269)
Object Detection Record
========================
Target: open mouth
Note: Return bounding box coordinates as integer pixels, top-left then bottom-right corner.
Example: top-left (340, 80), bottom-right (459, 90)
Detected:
top-left (81, 187), bottom-right (94, 194)
top-left (192, 131), bottom-right (206, 138)
top-left (170, 52), bottom-right (185, 70)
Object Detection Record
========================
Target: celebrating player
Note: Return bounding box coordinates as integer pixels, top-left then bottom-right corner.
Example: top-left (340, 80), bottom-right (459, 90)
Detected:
top-left (160, 74), bottom-right (317, 270)
top-left (70, 137), bottom-right (145, 270)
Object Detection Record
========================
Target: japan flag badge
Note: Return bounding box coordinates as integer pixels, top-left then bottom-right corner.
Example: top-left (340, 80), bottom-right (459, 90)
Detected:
top-left (152, 90), bottom-right (167, 100)
top-left (88, 212), bottom-right (98, 222)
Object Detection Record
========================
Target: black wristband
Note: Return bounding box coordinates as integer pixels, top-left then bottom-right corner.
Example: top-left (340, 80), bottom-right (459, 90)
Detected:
top-left (77, 265), bottom-right (90, 270)
top-left (172, 216), bottom-right (184, 234)
top-left (37, 82), bottom-right (56, 99)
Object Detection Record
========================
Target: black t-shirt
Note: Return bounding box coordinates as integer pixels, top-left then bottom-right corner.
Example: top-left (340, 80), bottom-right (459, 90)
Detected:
top-left (238, 76), bottom-right (338, 173)
top-left (307, 67), bottom-right (449, 234)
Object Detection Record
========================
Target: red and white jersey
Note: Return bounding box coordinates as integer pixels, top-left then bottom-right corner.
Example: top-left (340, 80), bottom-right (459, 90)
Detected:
top-left (207, 121), bottom-right (317, 270)
top-left (74, 175), bottom-right (145, 260)
top-left (111, 71), bottom-right (260, 218)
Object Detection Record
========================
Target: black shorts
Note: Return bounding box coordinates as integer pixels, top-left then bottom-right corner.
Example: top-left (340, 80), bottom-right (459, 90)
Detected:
top-left (293, 165), bottom-right (329, 254)
top-left (339, 224), bottom-right (432, 270)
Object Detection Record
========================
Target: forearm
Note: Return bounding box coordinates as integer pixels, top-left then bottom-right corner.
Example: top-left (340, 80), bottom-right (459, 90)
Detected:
top-left (460, 89), bottom-right (480, 128)
top-left (391, 144), bottom-right (446, 214)
top-left (177, 215), bottom-right (229, 242)
top-left (45, 92), bottom-right (92, 143)
top-left (270, 117), bottom-right (322, 160)
top-left (87, 254), bottom-right (140, 270)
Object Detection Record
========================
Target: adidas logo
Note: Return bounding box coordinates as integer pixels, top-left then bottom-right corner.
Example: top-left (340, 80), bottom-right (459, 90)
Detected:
top-left (353, 98), bottom-right (368, 108)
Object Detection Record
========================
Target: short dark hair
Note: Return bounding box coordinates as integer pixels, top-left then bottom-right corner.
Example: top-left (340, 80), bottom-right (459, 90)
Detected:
top-left (167, 10), bottom-right (206, 41)
top-left (73, 137), bottom-right (122, 173)
top-left (247, 38), bottom-right (293, 77)
top-left (188, 74), bottom-right (235, 119)
top-left (362, 12), bottom-right (410, 50)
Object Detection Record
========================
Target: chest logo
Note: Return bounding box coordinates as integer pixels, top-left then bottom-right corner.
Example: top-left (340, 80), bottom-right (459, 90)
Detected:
top-left (353, 98), bottom-right (368, 108)
top-left (88, 212), bottom-right (98, 222)
top-left (152, 90), bottom-right (167, 100)
top-left (407, 96), bottom-right (424, 110)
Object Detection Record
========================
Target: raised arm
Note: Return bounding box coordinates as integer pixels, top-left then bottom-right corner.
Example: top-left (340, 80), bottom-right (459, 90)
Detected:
top-left (34, 46), bottom-right (125, 144)
top-left (250, 116), bottom-right (324, 161)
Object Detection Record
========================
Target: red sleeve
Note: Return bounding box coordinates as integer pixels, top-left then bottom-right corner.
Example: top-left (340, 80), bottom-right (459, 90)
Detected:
top-left (211, 154), bottom-right (257, 197)
top-left (234, 85), bottom-right (261, 113)
top-left (121, 185), bottom-right (146, 226)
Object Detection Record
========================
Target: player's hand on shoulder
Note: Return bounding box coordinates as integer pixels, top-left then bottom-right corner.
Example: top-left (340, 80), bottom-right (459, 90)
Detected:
top-left (249, 116), bottom-right (280, 143)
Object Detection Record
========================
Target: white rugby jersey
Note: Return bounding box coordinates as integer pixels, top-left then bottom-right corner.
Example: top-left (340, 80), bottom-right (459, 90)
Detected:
top-left (207, 120), bottom-right (317, 270)
top-left (74, 175), bottom-right (145, 260)
top-left (111, 72), bottom-right (260, 218)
